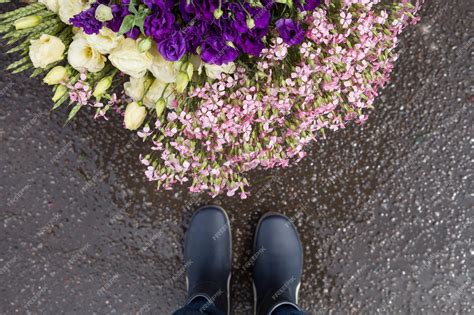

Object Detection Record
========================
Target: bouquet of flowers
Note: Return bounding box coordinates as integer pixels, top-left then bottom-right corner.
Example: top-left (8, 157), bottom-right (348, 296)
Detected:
top-left (0, 0), bottom-right (422, 198)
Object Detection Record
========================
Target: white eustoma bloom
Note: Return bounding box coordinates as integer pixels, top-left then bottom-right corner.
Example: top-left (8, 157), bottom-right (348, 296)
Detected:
top-left (43, 66), bottom-right (68, 85)
top-left (189, 55), bottom-right (203, 75)
top-left (95, 4), bottom-right (113, 22)
top-left (205, 62), bottom-right (236, 80)
top-left (109, 38), bottom-right (153, 78)
top-left (58, 0), bottom-right (89, 25)
top-left (84, 27), bottom-right (123, 55)
top-left (38, 0), bottom-right (59, 13)
top-left (148, 47), bottom-right (179, 83)
top-left (124, 102), bottom-right (147, 130)
top-left (143, 79), bottom-right (176, 109)
top-left (124, 76), bottom-right (153, 102)
top-left (68, 34), bottom-right (106, 73)
top-left (29, 34), bottom-right (65, 68)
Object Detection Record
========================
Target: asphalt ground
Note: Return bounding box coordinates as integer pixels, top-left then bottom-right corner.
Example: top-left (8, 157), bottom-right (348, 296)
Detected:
top-left (0, 0), bottom-right (472, 314)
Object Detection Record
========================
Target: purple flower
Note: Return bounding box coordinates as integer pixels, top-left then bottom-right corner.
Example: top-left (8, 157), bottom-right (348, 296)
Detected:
top-left (235, 31), bottom-right (265, 56)
top-left (144, 10), bottom-right (175, 42)
top-left (144, 0), bottom-right (174, 10)
top-left (201, 36), bottom-right (239, 65)
top-left (107, 4), bottom-right (129, 33)
top-left (248, 5), bottom-right (271, 30)
top-left (296, 0), bottom-right (321, 11)
top-left (158, 31), bottom-right (186, 61)
top-left (126, 27), bottom-right (140, 39)
top-left (275, 19), bottom-right (305, 46)
top-left (228, 3), bottom-right (248, 33)
top-left (70, 4), bottom-right (103, 35)
top-left (184, 21), bottom-right (208, 53)
top-left (212, 17), bottom-right (238, 42)
top-left (228, 2), bottom-right (270, 33)
top-left (179, 0), bottom-right (219, 21)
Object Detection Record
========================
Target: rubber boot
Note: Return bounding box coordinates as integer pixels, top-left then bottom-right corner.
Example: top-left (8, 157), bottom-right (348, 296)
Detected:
top-left (253, 213), bottom-right (304, 315)
top-left (184, 206), bottom-right (231, 314)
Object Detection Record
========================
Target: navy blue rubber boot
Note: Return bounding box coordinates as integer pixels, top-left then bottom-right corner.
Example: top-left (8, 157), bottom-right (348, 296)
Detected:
top-left (253, 213), bottom-right (304, 315)
top-left (183, 206), bottom-right (231, 314)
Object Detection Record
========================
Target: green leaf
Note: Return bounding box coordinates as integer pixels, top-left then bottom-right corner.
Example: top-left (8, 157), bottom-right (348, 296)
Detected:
top-left (118, 15), bottom-right (135, 36)
top-left (67, 103), bottom-right (82, 122)
top-left (135, 16), bottom-right (145, 34)
top-left (128, 0), bottom-right (139, 14)
top-left (52, 94), bottom-right (68, 110)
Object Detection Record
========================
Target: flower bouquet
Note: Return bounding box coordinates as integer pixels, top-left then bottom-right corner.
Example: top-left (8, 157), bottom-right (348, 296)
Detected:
top-left (0, 0), bottom-right (422, 198)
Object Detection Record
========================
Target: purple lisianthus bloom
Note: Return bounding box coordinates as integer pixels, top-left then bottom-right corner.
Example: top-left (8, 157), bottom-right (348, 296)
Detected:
top-left (184, 21), bottom-right (208, 53)
top-left (212, 17), bottom-right (238, 42)
top-left (228, 2), bottom-right (270, 33)
top-left (235, 31), bottom-right (265, 56)
top-left (144, 9), bottom-right (175, 42)
top-left (180, 0), bottom-right (219, 21)
top-left (296, 0), bottom-right (321, 11)
top-left (158, 31), bottom-right (186, 61)
top-left (144, 0), bottom-right (174, 10)
top-left (275, 19), bottom-right (305, 46)
top-left (70, 3), bottom-right (103, 35)
top-left (126, 27), bottom-right (140, 39)
top-left (228, 3), bottom-right (247, 33)
top-left (248, 5), bottom-right (271, 30)
top-left (201, 36), bottom-right (239, 65)
top-left (107, 4), bottom-right (130, 32)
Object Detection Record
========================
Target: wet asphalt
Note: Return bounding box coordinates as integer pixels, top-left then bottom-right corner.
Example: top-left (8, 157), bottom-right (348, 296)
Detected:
top-left (0, 0), bottom-right (473, 314)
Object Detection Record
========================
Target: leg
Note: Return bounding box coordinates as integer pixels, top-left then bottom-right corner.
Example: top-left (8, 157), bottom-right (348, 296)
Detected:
top-left (253, 213), bottom-right (307, 315)
top-left (173, 296), bottom-right (225, 315)
top-left (272, 304), bottom-right (307, 315)
top-left (173, 206), bottom-right (231, 315)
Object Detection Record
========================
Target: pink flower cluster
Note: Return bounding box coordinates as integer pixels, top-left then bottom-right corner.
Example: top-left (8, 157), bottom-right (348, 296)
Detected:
top-left (140, 0), bottom-right (422, 198)
top-left (65, 73), bottom-right (123, 120)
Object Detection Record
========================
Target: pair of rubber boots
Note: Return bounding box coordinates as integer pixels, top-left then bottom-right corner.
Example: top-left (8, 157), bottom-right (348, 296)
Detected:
top-left (184, 206), bottom-right (304, 315)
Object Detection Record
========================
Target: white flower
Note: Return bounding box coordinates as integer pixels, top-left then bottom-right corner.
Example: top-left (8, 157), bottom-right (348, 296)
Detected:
top-left (124, 102), bottom-right (147, 130)
top-left (43, 66), bottom-right (68, 85)
top-left (205, 62), bottom-right (236, 80)
top-left (29, 34), bottom-right (65, 68)
top-left (189, 55), bottom-right (203, 75)
top-left (38, 0), bottom-right (59, 13)
top-left (143, 79), bottom-right (175, 109)
top-left (68, 34), bottom-right (106, 73)
top-left (124, 76), bottom-right (153, 102)
top-left (95, 4), bottom-right (113, 22)
top-left (84, 27), bottom-right (123, 55)
top-left (148, 47), bottom-right (179, 83)
top-left (58, 0), bottom-right (89, 25)
top-left (109, 38), bottom-right (153, 78)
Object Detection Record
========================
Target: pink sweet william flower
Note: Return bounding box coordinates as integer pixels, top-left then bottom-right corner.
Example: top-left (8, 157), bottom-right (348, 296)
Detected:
top-left (137, 0), bottom-right (421, 198)
top-left (340, 12), bottom-right (352, 28)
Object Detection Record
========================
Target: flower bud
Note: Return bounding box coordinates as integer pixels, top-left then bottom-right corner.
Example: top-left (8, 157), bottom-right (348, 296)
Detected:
top-left (93, 76), bottom-right (113, 98)
top-left (43, 66), bottom-right (68, 85)
top-left (52, 85), bottom-right (67, 102)
top-left (213, 8), bottom-right (223, 19)
top-left (124, 102), bottom-right (147, 130)
top-left (185, 62), bottom-right (194, 79)
top-left (175, 71), bottom-right (189, 93)
top-left (138, 37), bottom-right (153, 53)
top-left (275, 0), bottom-right (292, 7)
top-left (95, 4), bottom-right (113, 22)
top-left (14, 15), bottom-right (41, 30)
top-left (246, 17), bottom-right (255, 29)
top-left (155, 99), bottom-right (166, 117)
